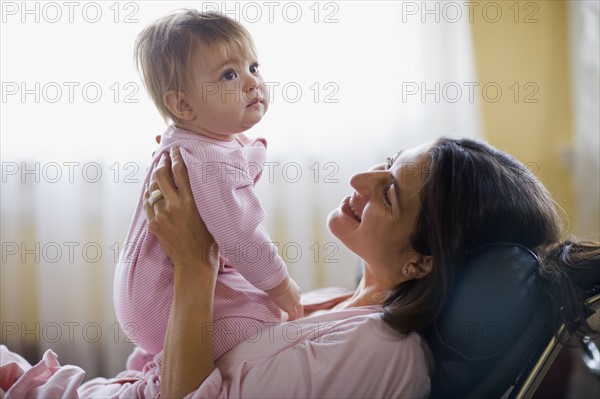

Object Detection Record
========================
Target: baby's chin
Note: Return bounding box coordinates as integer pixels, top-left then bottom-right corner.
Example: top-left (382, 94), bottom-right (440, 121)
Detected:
top-left (238, 118), bottom-right (265, 132)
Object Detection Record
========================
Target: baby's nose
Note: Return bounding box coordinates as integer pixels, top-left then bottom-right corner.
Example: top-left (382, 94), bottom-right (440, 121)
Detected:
top-left (243, 79), bottom-right (262, 100)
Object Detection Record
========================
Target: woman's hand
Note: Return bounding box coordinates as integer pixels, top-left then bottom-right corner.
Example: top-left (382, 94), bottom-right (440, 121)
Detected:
top-left (144, 146), bottom-right (218, 398)
top-left (144, 146), bottom-right (219, 271)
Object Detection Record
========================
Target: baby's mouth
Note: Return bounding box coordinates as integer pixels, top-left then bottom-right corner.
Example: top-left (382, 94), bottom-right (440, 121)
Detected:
top-left (246, 98), bottom-right (261, 107)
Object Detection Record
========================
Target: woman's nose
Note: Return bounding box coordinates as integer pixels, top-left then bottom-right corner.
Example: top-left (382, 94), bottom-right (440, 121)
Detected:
top-left (350, 171), bottom-right (388, 197)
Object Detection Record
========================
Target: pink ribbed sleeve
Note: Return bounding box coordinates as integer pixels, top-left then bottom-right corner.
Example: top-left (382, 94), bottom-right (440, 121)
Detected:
top-left (181, 145), bottom-right (287, 291)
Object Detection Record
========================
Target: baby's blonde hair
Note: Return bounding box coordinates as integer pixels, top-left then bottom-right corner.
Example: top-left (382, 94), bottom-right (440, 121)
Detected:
top-left (134, 10), bottom-right (257, 122)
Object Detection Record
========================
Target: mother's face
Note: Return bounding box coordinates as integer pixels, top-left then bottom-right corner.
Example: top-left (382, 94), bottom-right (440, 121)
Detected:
top-left (327, 143), bottom-right (431, 279)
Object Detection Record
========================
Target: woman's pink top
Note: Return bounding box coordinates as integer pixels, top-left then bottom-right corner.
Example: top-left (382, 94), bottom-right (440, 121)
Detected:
top-left (0, 290), bottom-right (431, 398)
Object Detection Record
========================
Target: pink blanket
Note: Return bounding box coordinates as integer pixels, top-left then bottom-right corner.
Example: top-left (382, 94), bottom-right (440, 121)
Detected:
top-left (0, 345), bottom-right (158, 398)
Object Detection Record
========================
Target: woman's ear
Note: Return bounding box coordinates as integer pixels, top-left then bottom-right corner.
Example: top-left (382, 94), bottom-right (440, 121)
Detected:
top-left (404, 255), bottom-right (433, 280)
top-left (163, 90), bottom-right (195, 122)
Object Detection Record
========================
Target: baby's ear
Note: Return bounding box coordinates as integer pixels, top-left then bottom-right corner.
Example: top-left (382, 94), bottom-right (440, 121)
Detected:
top-left (163, 91), bottom-right (195, 121)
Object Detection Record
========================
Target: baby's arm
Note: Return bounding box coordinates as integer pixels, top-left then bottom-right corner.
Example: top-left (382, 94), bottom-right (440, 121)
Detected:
top-left (265, 275), bottom-right (303, 321)
top-left (186, 160), bottom-right (302, 318)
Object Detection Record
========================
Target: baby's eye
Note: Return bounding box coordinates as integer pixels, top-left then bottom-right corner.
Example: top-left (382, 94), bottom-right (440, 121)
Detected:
top-left (249, 62), bottom-right (260, 74)
top-left (222, 70), bottom-right (237, 81)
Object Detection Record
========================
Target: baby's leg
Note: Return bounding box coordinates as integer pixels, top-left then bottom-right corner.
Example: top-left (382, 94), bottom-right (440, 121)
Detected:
top-left (114, 235), bottom-right (173, 355)
top-left (116, 244), bottom-right (283, 360)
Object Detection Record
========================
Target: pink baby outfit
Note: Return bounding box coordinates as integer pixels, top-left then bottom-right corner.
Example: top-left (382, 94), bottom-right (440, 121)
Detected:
top-left (113, 126), bottom-right (287, 359)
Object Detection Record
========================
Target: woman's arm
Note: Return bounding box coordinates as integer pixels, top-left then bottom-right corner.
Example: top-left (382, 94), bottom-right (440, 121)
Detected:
top-left (144, 146), bottom-right (220, 398)
top-left (161, 256), bottom-right (216, 398)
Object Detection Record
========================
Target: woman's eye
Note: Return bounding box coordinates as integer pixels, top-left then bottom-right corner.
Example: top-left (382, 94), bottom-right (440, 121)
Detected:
top-left (385, 156), bottom-right (393, 170)
top-left (249, 62), bottom-right (259, 73)
top-left (222, 70), bottom-right (237, 81)
top-left (383, 183), bottom-right (393, 206)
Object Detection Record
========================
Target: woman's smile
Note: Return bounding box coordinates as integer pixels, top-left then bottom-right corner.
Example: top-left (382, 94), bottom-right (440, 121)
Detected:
top-left (349, 195), bottom-right (362, 221)
top-left (341, 196), bottom-right (361, 222)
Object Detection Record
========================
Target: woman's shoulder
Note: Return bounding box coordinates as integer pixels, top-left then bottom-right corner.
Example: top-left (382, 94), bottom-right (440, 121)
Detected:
top-left (298, 288), bottom-right (426, 355)
top-left (308, 311), bottom-right (430, 397)
top-left (328, 309), bottom-right (426, 353)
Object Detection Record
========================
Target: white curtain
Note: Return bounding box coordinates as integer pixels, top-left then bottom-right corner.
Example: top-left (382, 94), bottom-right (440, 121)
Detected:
top-left (569, 1), bottom-right (600, 238)
top-left (1, 1), bottom-right (481, 378)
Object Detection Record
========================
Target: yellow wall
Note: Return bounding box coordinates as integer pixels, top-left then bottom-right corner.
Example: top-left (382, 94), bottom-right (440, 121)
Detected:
top-left (471, 1), bottom-right (575, 230)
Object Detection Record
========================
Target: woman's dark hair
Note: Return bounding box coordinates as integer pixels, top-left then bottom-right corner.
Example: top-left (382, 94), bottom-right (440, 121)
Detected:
top-left (382, 137), bottom-right (599, 338)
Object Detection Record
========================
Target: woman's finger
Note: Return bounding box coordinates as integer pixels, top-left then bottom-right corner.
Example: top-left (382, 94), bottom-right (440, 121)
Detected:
top-left (148, 159), bottom-right (159, 192)
top-left (151, 135), bottom-right (162, 158)
top-left (148, 173), bottom-right (159, 193)
top-left (170, 146), bottom-right (194, 199)
top-left (143, 186), bottom-right (156, 222)
top-left (154, 152), bottom-right (178, 201)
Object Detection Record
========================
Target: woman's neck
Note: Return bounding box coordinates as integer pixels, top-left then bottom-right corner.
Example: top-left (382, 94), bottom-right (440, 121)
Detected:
top-left (335, 270), bottom-right (392, 309)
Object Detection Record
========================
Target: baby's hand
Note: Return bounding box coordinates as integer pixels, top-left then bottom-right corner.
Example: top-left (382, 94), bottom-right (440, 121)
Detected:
top-left (266, 276), bottom-right (303, 321)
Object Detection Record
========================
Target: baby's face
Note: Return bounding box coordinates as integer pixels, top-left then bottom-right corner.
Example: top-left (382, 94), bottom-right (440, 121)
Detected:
top-left (184, 41), bottom-right (269, 138)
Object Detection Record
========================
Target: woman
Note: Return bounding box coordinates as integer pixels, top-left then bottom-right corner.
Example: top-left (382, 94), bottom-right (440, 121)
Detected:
top-left (1, 137), bottom-right (597, 398)
top-left (146, 137), bottom-right (599, 398)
